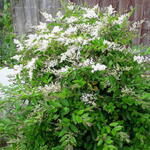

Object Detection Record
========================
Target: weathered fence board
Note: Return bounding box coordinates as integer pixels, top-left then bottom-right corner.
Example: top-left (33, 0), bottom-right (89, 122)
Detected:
top-left (11, 0), bottom-right (61, 34)
top-left (11, 0), bottom-right (150, 46)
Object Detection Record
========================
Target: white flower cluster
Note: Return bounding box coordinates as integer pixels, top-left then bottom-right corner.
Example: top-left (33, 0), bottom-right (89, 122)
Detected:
top-left (51, 66), bottom-right (70, 76)
top-left (107, 5), bottom-right (116, 15)
top-left (134, 55), bottom-right (145, 64)
top-left (41, 82), bottom-right (61, 94)
top-left (14, 39), bottom-right (24, 51)
top-left (83, 9), bottom-right (98, 18)
top-left (103, 40), bottom-right (124, 51)
top-left (65, 16), bottom-right (78, 24)
top-left (12, 55), bottom-right (21, 61)
top-left (41, 12), bottom-right (55, 22)
top-left (13, 3), bottom-right (133, 80)
top-left (52, 26), bottom-right (63, 34)
top-left (45, 60), bottom-right (58, 68)
top-left (121, 86), bottom-right (135, 96)
top-left (60, 45), bottom-right (80, 63)
top-left (79, 58), bottom-right (95, 67)
top-left (81, 93), bottom-right (96, 106)
top-left (67, 2), bottom-right (75, 10)
top-left (113, 13), bottom-right (129, 25)
top-left (13, 64), bottom-right (23, 75)
top-left (79, 59), bottom-right (106, 73)
top-left (25, 57), bottom-right (38, 79)
top-left (91, 64), bottom-right (107, 73)
top-left (129, 20), bottom-right (144, 31)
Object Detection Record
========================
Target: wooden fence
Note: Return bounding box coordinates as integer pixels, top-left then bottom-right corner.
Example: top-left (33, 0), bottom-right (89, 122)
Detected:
top-left (10, 0), bottom-right (61, 34)
top-left (11, 0), bottom-right (150, 46)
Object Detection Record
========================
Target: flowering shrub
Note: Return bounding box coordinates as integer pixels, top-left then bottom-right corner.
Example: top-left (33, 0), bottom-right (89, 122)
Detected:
top-left (0, 2), bottom-right (150, 150)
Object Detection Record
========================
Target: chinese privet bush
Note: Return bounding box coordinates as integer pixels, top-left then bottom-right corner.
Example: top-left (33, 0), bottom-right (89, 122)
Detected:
top-left (0, 3), bottom-right (150, 150)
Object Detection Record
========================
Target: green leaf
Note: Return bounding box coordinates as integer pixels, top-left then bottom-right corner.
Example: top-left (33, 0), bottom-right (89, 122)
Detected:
top-left (105, 126), bottom-right (111, 134)
top-left (76, 115), bottom-right (82, 123)
top-left (58, 128), bottom-right (68, 137)
top-left (61, 99), bottom-right (69, 106)
top-left (112, 126), bottom-right (123, 136)
top-left (97, 140), bottom-right (103, 146)
top-left (61, 107), bottom-right (70, 116)
top-left (77, 110), bottom-right (84, 115)
top-left (70, 136), bottom-right (77, 145)
top-left (110, 122), bottom-right (119, 127)
top-left (70, 124), bottom-right (78, 133)
top-left (72, 79), bottom-right (86, 88)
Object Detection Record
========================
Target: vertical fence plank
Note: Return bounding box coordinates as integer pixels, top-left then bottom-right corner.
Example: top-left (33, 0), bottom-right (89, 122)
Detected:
top-left (133, 0), bottom-right (143, 45)
top-left (14, 0), bottom-right (25, 34)
top-left (24, 0), bottom-right (33, 33)
top-left (119, 0), bottom-right (132, 13)
top-left (39, 0), bottom-right (48, 21)
top-left (140, 0), bottom-right (150, 45)
top-left (30, 0), bottom-right (39, 26)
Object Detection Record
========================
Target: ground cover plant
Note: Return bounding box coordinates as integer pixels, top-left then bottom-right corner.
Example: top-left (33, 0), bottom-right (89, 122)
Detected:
top-left (0, 2), bottom-right (150, 150)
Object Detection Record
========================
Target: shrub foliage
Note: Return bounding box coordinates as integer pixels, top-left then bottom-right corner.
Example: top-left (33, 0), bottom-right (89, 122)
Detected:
top-left (0, 0), bottom-right (16, 66)
top-left (0, 3), bottom-right (150, 150)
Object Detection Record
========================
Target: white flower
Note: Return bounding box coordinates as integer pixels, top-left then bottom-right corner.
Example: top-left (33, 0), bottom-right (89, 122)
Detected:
top-left (90, 25), bottom-right (100, 37)
top-left (52, 66), bottom-right (70, 76)
top-left (41, 12), bottom-right (54, 22)
top-left (91, 64), bottom-right (106, 73)
top-left (103, 40), bottom-right (117, 48)
top-left (77, 23), bottom-right (92, 32)
top-left (30, 33), bottom-right (52, 51)
top-left (56, 11), bottom-right (63, 20)
top-left (46, 60), bottom-right (58, 68)
top-left (129, 20), bottom-right (144, 31)
top-left (13, 64), bottom-right (23, 74)
top-left (92, 4), bottom-right (99, 11)
top-left (14, 39), bottom-right (24, 51)
top-left (79, 58), bottom-right (95, 67)
top-left (12, 55), bottom-right (21, 61)
top-left (60, 45), bottom-right (80, 62)
top-left (56, 37), bottom-right (67, 44)
top-left (60, 54), bottom-right (67, 62)
top-left (25, 58), bottom-right (37, 69)
top-left (121, 86), bottom-right (135, 96)
top-left (25, 34), bottom-right (38, 48)
top-left (113, 14), bottom-right (129, 25)
top-left (103, 40), bottom-right (124, 51)
top-left (67, 4), bottom-right (74, 10)
top-left (33, 22), bottom-right (48, 31)
top-left (134, 55), bottom-right (145, 63)
top-left (65, 16), bottom-right (78, 23)
top-left (38, 33), bottom-right (52, 40)
top-left (52, 26), bottom-right (63, 33)
top-left (76, 37), bottom-right (84, 44)
top-left (41, 82), bottom-right (61, 94)
top-left (81, 93), bottom-right (96, 106)
top-left (107, 5), bottom-right (115, 15)
top-left (58, 66), bottom-right (70, 73)
top-left (64, 26), bottom-right (77, 35)
top-left (25, 58), bottom-right (38, 79)
top-left (83, 9), bottom-right (98, 18)
top-left (38, 39), bottom-right (49, 51)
